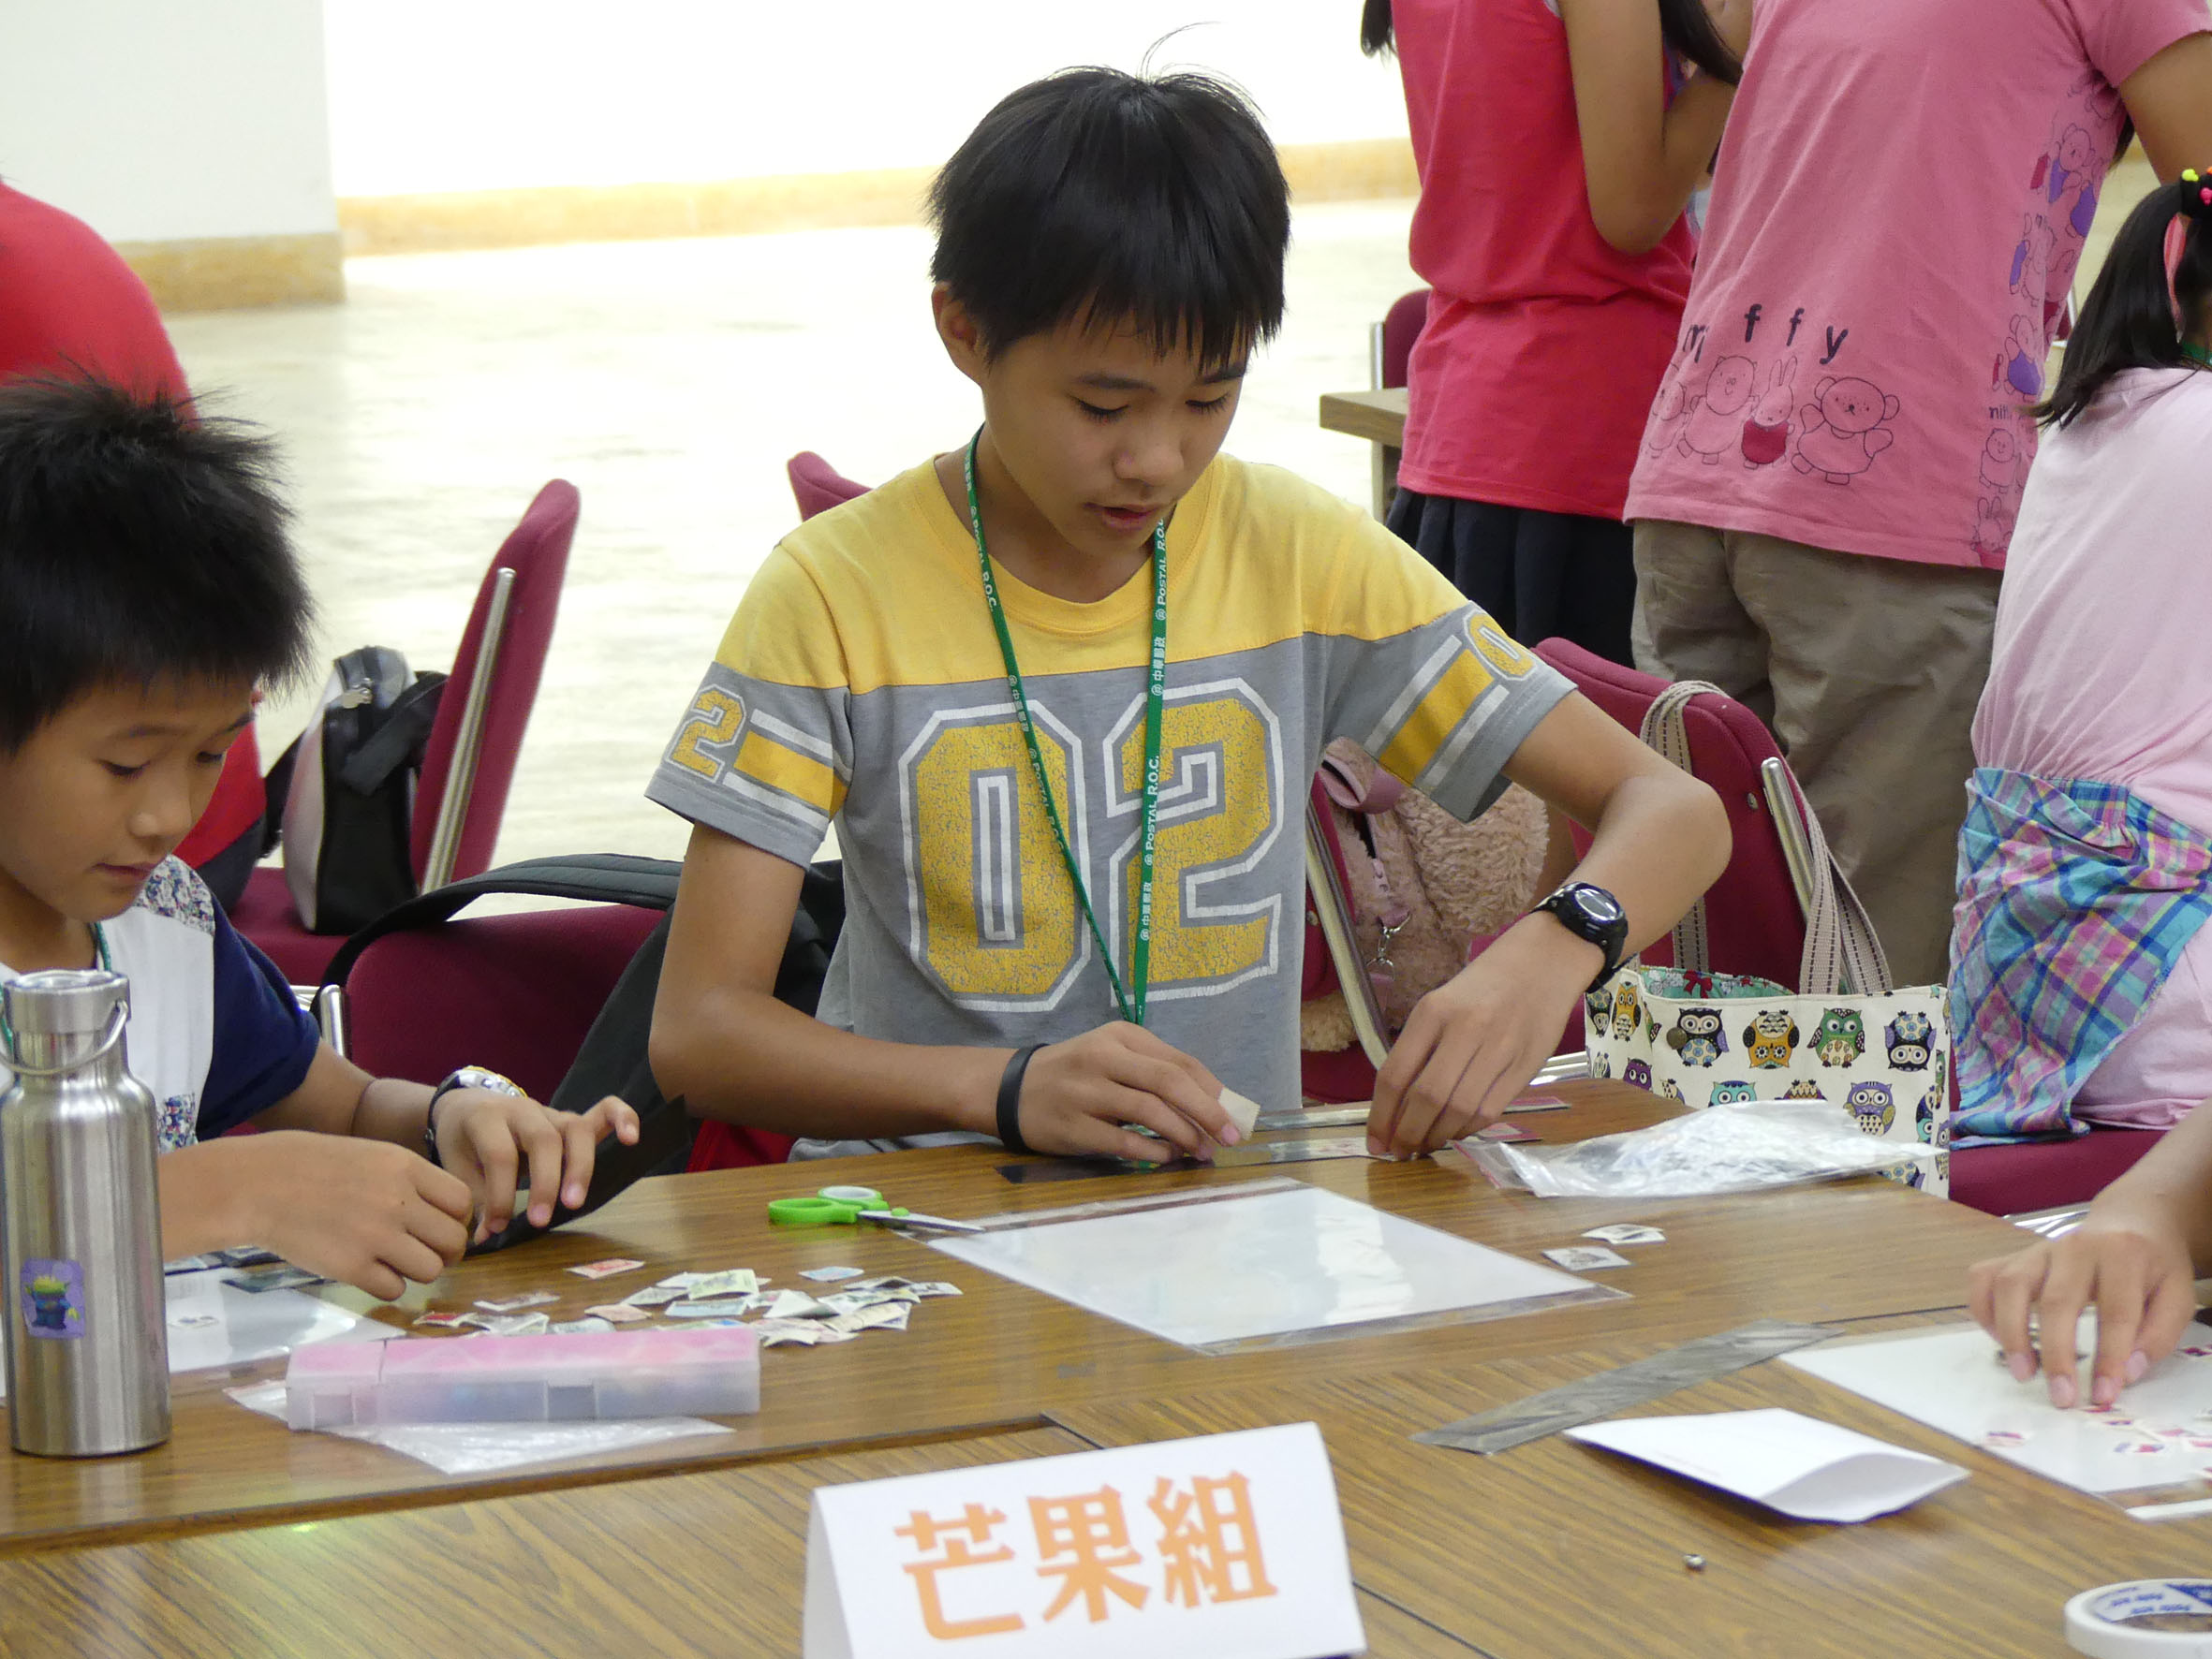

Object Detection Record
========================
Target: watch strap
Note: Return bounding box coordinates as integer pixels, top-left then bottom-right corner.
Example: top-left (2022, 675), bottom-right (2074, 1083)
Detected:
top-left (423, 1066), bottom-right (524, 1166)
top-left (996, 1046), bottom-right (1041, 1154)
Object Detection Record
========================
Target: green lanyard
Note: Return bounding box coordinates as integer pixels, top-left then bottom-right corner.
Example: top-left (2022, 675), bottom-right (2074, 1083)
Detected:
top-left (964, 432), bottom-right (1166, 1027)
top-left (2186, 342), bottom-right (2212, 369)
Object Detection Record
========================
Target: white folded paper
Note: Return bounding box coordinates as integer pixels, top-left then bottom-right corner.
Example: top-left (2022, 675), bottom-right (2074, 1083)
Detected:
top-left (1566, 1407), bottom-right (1967, 1522)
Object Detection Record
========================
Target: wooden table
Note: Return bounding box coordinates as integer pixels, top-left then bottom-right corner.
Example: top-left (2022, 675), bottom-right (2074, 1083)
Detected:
top-left (1054, 1315), bottom-right (2212, 1659)
top-left (1320, 387), bottom-right (1408, 518)
top-left (0, 1428), bottom-right (1482, 1659)
top-left (0, 1080), bottom-right (2101, 1656)
top-left (0, 1085), bottom-right (2021, 1557)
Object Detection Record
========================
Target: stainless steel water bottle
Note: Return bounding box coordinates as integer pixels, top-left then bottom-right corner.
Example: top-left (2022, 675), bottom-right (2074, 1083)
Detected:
top-left (0, 969), bottom-right (169, 1456)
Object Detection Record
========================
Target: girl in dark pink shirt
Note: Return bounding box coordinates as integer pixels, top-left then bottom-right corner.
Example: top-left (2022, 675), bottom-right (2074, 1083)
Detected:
top-left (1364, 0), bottom-right (1746, 664)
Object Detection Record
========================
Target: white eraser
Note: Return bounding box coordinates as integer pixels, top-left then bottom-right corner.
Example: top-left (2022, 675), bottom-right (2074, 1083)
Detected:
top-left (1220, 1088), bottom-right (1261, 1138)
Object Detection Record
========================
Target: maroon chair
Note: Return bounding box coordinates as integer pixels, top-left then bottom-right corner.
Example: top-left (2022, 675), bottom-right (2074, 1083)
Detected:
top-left (339, 903), bottom-right (661, 1101)
top-left (1541, 638), bottom-right (2166, 1215)
top-left (1364, 288), bottom-right (1432, 519)
top-left (787, 451), bottom-right (870, 521)
top-left (1535, 639), bottom-right (1807, 989)
top-left (1376, 287), bottom-right (1430, 391)
top-left (235, 480), bottom-right (579, 986)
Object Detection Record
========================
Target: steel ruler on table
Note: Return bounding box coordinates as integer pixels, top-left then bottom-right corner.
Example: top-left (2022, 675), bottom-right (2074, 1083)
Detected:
top-left (1413, 1319), bottom-right (1837, 1455)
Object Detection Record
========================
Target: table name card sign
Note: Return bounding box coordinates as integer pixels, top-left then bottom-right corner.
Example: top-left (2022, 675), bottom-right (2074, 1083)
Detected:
top-left (804, 1422), bottom-right (1366, 1658)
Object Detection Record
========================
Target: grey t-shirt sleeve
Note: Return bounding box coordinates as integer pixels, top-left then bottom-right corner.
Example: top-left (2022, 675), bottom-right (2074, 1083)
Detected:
top-left (1318, 518), bottom-right (1573, 820)
top-left (643, 551), bottom-right (855, 867)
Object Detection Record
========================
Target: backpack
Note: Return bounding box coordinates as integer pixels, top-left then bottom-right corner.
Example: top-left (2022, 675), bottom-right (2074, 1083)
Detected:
top-left (323, 853), bottom-right (846, 1253)
top-left (273, 647), bottom-right (447, 935)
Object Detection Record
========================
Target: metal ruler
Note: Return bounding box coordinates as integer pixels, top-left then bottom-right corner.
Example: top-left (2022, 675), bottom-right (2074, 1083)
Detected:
top-left (1413, 1319), bottom-right (1837, 1456)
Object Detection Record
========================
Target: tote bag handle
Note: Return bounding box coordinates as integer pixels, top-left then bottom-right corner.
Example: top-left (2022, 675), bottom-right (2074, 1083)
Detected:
top-left (1636, 680), bottom-right (1895, 997)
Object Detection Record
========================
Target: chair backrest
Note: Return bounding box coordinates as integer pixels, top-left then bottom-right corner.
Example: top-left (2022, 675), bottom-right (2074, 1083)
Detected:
top-left (343, 902), bottom-right (663, 1102)
top-left (787, 451), bottom-right (871, 521)
top-left (1534, 638), bottom-right (1807, 990)
top-left (410, 479), bottom-right (579, 885)
top-left (1378, 288), bottom-right (1431, 390)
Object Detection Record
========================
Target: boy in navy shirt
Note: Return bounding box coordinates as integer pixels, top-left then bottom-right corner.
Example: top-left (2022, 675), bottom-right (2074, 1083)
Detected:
top-left (0, 378), bottom-right (634, 1298)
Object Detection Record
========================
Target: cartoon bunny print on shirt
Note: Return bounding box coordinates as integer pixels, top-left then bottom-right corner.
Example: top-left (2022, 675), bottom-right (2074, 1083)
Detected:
top-left (1741, 355), bottom-right (1796, 467)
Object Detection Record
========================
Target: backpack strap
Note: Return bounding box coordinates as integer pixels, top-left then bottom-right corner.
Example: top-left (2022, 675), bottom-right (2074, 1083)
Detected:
top-left (332, 671), bottom-right (448, 796)
top-left (321, 853), bottom-right (686, 989)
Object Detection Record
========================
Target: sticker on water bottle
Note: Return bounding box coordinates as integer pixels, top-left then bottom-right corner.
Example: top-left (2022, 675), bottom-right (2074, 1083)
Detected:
top-left (20, 1259), bottom-right (84, 1340)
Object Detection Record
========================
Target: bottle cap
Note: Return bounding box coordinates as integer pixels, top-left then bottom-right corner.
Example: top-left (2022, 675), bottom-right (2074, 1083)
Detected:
top-left (4, 969), bottom-right (128, 1039)
top-left (2066, 1581), bottom-right (2212, 1656)
top-left (2, 969), bottom-right (129, 1074)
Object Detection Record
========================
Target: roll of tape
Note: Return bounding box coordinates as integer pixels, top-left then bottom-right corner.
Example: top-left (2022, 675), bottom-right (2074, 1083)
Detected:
top-left (2067, 1581), bottom-right (2212, 1656)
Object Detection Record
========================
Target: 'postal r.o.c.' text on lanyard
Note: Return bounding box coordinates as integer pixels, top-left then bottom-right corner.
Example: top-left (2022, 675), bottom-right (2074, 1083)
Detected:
top-left (964, 432), bottom-right (1165, 1026)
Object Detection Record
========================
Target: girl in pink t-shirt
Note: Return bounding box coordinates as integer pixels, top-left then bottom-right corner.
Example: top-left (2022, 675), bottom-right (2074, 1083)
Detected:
top-left (1362, 0), bottom-right (1746, 664)
top-left (1623, 0), bottom-right (2212, 986)
top-left (1953, 174), bottom-right (2212, 1146)
top-left (1964, 180), bottom-right (2212, 1412)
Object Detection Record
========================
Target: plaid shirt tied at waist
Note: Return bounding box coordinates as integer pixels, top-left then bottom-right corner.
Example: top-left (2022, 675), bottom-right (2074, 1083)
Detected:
top-left (1951, 769), bottom-right (2212, 1140)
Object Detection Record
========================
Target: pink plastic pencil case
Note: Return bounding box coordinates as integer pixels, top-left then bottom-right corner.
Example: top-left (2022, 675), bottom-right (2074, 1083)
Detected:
top-left (284, 1326), bottom-right (760, 1428)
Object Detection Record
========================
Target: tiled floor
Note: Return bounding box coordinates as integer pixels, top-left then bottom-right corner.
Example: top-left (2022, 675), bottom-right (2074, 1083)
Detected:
top-left (166, 200), bottom-right (1420, 868)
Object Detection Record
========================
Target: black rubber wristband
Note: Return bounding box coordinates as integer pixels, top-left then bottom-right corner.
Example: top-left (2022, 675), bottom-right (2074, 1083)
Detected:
top-left (996, 1045), bottom-right (1041, 1154)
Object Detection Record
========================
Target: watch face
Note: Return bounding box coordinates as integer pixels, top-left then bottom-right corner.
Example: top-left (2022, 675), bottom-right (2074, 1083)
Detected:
top-left (1570, 887), bottom-right (1623, 924)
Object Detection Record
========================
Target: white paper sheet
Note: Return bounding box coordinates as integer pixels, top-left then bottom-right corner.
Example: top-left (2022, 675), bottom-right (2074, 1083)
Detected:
top-left (931, 1182), bottom-right (1616, 1351)
top-left (1567, 1408), bottom-right (1967, 1522)
top-left (0, 1269), bottom-right (394, 1399)
top-left (1784, 1320), bottom-right (2212, 1518)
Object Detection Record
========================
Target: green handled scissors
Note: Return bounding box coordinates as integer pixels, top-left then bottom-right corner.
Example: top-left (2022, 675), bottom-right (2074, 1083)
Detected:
top-left (767, 1184), bottom-right (981, 1233)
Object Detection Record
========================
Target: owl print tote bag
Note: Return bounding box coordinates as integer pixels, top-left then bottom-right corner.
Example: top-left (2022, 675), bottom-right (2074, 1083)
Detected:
top-left (1583, 683), bottom-right (1954, 1197)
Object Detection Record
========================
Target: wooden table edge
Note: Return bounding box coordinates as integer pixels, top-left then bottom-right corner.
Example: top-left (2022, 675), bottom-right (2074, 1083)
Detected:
top-left (0, 1413), bottom-right (1054, 1560)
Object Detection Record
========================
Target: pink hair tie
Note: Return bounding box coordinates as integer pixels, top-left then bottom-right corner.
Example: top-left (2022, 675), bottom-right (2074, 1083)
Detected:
top-left (2166, 213), bottom-right (2190, 330)
top-left (2175, 168), bottom-right (2212, 331)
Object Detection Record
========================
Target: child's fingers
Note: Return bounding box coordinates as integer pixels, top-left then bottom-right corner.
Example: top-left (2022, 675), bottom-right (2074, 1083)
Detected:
top-left (2035, 1252), bottom-right (2095, 1406)
top-left (1099, 1030), bottom-right (1231, 1143)
top-left (467, 1123), bottom-right (523, 1236)
top-left (382, 1221), bottom-right (455, 1287)
top-left (587, 1094), bottom-right (641, 1144)
top-left (1105, 1083), bottom-right (1209, 1160)
top-left (1388, 1030), bottom-right (1482, 1159)
top-left (1369, 1009), bottom-right (1438, 1155)
top-left (348, 1259), bottom-right (406, 1302)
top-left (412, 1158), bottom-right (476, 1226)
top-left (2140, 1271), bottom-right (2199, 1372)
top-left (556, 1111), bottom-right (603, 1209)
top-left (514, 1112), bottom-right (568, 1228)
top-left (2087, 1252), bottom-right (2150, 1408)
top-left (1979, 1249), bottom-right (2049, 1382)
top-left (1429, 1042), bottom-right (1528, 1150)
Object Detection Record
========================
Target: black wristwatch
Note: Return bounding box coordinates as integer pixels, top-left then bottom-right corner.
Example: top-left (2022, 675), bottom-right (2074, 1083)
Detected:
top-left (1531, 882), bottom-right (1630, 994)
top-left (422, 1065), bottom-right (524, 1166)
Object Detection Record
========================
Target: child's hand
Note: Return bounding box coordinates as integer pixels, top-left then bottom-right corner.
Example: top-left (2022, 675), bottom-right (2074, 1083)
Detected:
top-left (1013, 1023), bottom-right (1240, 1163)
top-left (239, 1131), bottom-right (474, 1299)
top-left (1969, 1209), bottom-right (2200, 1409)
top-left (432, 1092), bottom-right (642, 1242)
top-left (1367, 918), bottom-right (1590, 1159)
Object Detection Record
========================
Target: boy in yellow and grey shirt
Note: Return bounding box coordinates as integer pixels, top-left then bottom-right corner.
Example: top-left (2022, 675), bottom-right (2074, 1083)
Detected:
top-left (648, 67), bottom-right (1727, 1165)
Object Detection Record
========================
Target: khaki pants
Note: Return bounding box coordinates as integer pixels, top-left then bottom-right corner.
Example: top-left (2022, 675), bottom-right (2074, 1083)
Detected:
top-left (1631, 521), bottom-right (2000, 987)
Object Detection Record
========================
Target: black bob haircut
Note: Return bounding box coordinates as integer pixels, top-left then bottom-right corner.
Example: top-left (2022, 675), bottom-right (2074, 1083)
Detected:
top-left (928, 66), bottom-right (1290, 367)
top-left (2039, 176), bottom-right (2212, 429)
top-left (0, 376), bottom-right (314, 750)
